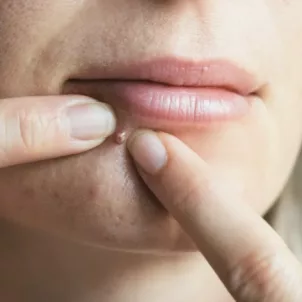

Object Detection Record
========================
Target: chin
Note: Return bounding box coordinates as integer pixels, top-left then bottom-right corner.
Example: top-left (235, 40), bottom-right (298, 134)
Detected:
top-left (0, 81), bottom-right (286, 255)
top-left (0, 110), bottom-right (283, 255)
top-left (0, 133), bottom-right (201, 253)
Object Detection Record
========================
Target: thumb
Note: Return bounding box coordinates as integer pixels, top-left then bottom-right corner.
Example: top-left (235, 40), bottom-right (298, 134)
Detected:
top-left (0, 95), bottom-right (116, 167)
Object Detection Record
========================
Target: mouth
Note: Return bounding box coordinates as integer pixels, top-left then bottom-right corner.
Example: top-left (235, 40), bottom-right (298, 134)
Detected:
top-left (64, 57), bottom-right (263, 129)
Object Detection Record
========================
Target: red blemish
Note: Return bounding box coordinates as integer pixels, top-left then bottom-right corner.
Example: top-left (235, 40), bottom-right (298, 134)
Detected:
top-left (115, 131), bottom-right (127, 144)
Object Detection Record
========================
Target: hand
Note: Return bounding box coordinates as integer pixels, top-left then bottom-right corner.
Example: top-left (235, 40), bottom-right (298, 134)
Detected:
top-left (127, 130), bottom-right (302, 302)
top-left (0, 95), bottom-right (116, 167)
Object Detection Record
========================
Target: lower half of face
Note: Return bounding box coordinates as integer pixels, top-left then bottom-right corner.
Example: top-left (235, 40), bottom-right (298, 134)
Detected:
top-left (0, 0), bottom-right (302, 253)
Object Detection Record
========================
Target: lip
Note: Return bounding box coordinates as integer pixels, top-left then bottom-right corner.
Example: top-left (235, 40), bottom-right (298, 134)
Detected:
top-left (65, 58), bottom-right (262, 128)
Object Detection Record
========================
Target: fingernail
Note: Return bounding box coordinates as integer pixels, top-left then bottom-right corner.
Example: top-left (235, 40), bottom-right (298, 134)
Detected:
top-left (127, 130), bottom-right (167, 175)
top-left (66, 102), bottom-right (116, 140)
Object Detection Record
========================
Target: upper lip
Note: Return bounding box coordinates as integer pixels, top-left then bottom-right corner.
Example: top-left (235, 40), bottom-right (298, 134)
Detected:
top-left (70, 57), bottom-right (262, 96)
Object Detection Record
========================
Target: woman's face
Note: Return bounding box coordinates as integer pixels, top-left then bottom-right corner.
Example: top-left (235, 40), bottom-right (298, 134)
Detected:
top-left (1, 0), bottom-right (302, 252)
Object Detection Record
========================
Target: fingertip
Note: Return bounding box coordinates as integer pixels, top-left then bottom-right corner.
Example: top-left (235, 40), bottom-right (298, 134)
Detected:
top-left (127, 129), bottom-right (168, 175)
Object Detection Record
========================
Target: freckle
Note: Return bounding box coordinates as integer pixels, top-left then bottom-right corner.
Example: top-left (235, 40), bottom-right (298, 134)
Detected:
top-left (115, 131), bottom-right (127, 144)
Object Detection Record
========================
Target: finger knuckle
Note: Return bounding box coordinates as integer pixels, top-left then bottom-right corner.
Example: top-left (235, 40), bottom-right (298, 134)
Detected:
top-left (174, 179), bottom-right (203, 211)
top-left (16, 109), bottom-right (56, 151)
top-left (227, 250), bottom-right (284, 302)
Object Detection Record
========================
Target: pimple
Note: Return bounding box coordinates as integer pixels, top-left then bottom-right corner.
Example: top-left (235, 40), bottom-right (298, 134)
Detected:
top-left (114, 130), bottom-right (127, 144)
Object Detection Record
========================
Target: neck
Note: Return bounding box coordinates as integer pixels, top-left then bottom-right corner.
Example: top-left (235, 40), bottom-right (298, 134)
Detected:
top-left (0, 220), bottom-right (233, 302)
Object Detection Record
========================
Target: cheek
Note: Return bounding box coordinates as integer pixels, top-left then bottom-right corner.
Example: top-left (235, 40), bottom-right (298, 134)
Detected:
top-left (0, 1), bottom-right (82, 96)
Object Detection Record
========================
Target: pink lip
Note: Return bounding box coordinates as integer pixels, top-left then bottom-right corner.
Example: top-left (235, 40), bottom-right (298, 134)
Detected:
top-left (66, 58), bottom-right (262, 127)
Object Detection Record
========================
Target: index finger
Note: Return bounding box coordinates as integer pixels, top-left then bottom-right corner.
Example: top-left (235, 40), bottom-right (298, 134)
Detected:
top-left (127, 130), bottom-right (302, 302)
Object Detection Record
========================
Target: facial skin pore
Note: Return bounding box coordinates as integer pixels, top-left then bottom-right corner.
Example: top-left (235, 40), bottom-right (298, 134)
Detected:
top-left (0, 1), bottom-right (302, 301)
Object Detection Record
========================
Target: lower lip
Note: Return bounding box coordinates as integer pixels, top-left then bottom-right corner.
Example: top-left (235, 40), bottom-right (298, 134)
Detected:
top-left (99, 81), bottom-right (252, 125)
top-left (66, 80), bottom-right (254, 128)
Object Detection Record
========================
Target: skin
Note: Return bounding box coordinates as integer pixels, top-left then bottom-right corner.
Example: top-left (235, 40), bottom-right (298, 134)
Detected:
top-left (0, 0), bottom-right (302, 301)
